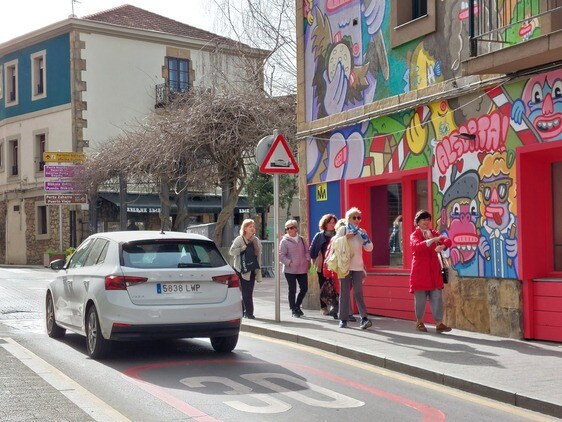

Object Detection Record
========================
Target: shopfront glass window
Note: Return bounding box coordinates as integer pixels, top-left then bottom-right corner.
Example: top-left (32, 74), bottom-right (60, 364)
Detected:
top-left (370, 183), bottom-right (402, 266)
top-left (370, 178), bottom-right (428, 268)
top-left (553, 162), bottom-right (562, 271)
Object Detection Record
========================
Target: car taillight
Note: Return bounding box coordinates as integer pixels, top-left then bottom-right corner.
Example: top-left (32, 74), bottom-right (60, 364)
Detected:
top-left (212, 274), bottom-right (240, 288)
top-left (105, 275), bottom-right (148, 290)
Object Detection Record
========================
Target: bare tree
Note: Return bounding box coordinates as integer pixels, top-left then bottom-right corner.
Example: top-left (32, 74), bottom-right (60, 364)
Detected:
top-left (78, 85), bottom-right (295, 245)
top-left (213, 0), bottom-right (297, 96)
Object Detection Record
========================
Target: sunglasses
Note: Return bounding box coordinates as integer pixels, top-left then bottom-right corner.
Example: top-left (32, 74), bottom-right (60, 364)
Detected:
top-left (286, 226), bottom-right (297, 230)
top-left (351, 216), bottom-right (362, 221)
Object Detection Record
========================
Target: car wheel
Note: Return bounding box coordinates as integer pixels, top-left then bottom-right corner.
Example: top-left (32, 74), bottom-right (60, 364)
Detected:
top-left (86, 305), bottom-right (111, 359)
top-left (210, 334), bottom-right (239, 353)
top-left (46, 292), bottom-right (66, 338)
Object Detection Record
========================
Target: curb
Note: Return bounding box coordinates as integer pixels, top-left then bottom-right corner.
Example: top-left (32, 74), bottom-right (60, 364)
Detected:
top-left (241, 324), bottom-right (562, 418)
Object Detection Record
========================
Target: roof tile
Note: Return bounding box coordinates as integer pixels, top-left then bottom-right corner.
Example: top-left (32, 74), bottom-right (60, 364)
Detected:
top-left (82, 4), bottom-right (241, 47)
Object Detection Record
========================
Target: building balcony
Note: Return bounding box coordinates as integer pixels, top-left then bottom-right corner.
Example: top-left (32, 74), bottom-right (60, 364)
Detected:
top-left (462, 0), bottom-right (562, 75)
top-left (155, 82), bottom-right (191, 108)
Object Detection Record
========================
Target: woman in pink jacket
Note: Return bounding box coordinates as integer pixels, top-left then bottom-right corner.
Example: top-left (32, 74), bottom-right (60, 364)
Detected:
top-left (279, 220), bottom-right (311, 317)
top-left (410, 210), bottom-right (453, 333)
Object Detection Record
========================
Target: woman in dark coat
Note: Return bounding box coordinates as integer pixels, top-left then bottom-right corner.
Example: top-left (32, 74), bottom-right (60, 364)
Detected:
top-left (410, 210), bottom-right (453, 333)
top-left (309, 214), bottom-right (337, 315)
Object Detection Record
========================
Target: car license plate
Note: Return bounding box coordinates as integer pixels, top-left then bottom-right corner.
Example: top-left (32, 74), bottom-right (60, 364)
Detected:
top-left (156, 283), bottom-right (201, 294)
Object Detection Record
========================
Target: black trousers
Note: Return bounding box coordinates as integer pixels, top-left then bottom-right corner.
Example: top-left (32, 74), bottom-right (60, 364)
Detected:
top-left (238, 271), bottom-right (256, 317)
top-left (284, 272), bottom-right (308, 310)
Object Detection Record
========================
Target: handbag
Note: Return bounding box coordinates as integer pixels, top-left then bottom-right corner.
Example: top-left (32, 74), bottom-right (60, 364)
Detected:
top-left (313, 253), bottom-right (323, 272)
top-left (438, 252), bottom-right (449, 284)
top-left (240, 238), bottom-right (260, 273)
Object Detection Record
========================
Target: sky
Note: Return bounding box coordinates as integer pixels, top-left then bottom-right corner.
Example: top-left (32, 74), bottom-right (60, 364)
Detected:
top-left (1, 0), bottom-right (222, 44)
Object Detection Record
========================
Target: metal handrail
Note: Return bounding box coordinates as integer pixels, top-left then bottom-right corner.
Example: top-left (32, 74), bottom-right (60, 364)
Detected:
top-left (469, 0), bottom-right (561, 57)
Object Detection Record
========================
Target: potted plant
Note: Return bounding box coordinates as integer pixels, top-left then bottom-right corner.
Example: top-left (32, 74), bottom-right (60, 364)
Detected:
top-left (43, 248), bottom-right (67, 268)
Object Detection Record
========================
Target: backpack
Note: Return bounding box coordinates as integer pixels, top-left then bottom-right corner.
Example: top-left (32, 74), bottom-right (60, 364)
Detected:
top-left (326, 235), bottom-right (353, 279)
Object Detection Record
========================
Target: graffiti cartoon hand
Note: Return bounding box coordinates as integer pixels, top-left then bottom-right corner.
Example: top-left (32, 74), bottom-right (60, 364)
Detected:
top-left (449, 247), bottom-right (461, 266)
top-left (364, 0), bottom-right (385, 35)
top-left (511, 99), bottom-right (525, 125)
top-left (478, 237), bottom-right (491, 261)
top-left (323, 63), bottom-right (347, 116)
top-left (406, 109), bottom-right (428, 155)
top-left (505, 237), bottom-right (518, 260)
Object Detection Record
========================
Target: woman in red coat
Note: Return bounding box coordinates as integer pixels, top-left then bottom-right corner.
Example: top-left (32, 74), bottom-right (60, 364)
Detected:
top-left (410, 210), bottom-right (453, 333)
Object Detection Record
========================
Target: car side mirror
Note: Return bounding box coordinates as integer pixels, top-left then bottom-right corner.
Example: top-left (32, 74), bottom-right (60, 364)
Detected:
top-left (50, 258), bottom-right (66, 270)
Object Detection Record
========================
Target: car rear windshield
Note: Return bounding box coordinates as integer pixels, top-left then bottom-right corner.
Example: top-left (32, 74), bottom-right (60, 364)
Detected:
top-left (122, 240), bottom-right (228, 269)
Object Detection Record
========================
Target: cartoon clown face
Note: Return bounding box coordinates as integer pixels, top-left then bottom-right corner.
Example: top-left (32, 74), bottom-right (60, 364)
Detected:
top-left (522, 71), bottom-right (562, 141)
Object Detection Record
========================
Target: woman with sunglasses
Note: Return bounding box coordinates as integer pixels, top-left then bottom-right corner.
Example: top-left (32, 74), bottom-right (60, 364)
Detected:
top-left (410, 210), bottom-right (453, 333)
top-left (279, 220), bottom-right (311, 317)
top-left (336, 207), bottom-right (373, 329)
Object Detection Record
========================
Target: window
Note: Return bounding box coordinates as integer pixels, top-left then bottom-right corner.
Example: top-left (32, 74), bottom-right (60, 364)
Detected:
top-left (0, 66), bottom-right (3, 99)
top-left (84, 239), bottom-right (109, 266)
top-left (4, 60), bottom-right (18, 106)
top-left (369, 177), bottom-right (427, 267)
top-left (0, 141), bottom-right (4, 172)
top-left (34, 132), bottom-right (46, 172)
top-left (37, 205), bottom-right (49, 236)
top-left (31, 50), bottom-right (47, 99)
top-left (391, 0), bottom-right (435, 48)
top-left (167, 57), bottom-right (190, 93)
top-left (68, 238), bottom-right (95, 269)
top-left (8, 139), bottom-right (19, 177)
top-left (122, 240), bottom-right (226, 269)
top-left (553, 162), bottom-right (562, 271)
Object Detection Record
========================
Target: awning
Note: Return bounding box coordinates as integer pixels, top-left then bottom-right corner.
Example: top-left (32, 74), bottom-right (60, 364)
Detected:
top-left (98, 192), bottom-right (252, 214)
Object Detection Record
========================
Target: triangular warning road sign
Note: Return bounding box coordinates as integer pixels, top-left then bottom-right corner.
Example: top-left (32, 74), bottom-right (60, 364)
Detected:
top-left (259, 134), bottom-right (299, 174)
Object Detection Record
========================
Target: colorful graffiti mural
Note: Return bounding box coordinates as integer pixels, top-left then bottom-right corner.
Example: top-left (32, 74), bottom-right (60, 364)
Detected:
top-left (306, 68), bottom-right (562, 279)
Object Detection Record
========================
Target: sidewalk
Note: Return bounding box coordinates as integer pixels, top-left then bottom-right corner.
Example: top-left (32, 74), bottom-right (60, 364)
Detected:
top-left (242, 277), bottom-right (562, 419)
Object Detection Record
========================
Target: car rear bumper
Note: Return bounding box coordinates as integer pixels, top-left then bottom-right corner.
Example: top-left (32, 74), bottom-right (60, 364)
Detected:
top-left (109, 320), bottom-right (241, 341)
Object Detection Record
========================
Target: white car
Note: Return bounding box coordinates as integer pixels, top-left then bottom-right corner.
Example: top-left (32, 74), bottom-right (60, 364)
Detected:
top-left (46, 231), bottom-right (242, 359)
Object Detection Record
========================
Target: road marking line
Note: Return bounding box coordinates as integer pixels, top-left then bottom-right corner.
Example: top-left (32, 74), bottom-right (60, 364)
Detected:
top-left (0, 337), bottom-right (130, 422)
top-left (243, 332), bottom-right (554, 421)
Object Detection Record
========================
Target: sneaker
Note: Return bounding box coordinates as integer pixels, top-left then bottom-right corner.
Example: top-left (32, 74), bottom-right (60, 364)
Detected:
top-left (339, 320), bottom-right (348, 328)
top-left (296, 307), bottom-right (304, 317)
top-left (246, 314), bottom-right (255, 319)
top-left (292, 309), bottom-right (300, 318)
top-left (321, 308), bottom-right (329, 315)
top-left (328, 308), bottom-right (339, 319)
top-left (416, 322), bottom-right (428, 332)
top-left (436, 323), bottom-right (452, 333)
top-left (359, 317), bottom-right (372, 330)
top-left (348, 315), bottom-right (357, 322)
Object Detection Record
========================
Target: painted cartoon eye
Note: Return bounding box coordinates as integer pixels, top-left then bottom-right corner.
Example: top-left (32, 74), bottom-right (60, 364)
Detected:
top-left (553, 80), bottom-right (562, 99)
top-left (498, 183), bottom-right (508, 199)
top-left (470, 199), bottom-right (478, 216)
top-left (531, 83), bottom-right (543, 104)
top-left (452, 203), bottom-right (461, 216)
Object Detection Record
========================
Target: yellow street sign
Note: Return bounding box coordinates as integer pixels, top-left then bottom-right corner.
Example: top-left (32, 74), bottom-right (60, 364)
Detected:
top-left (316, 183), bottom-right (327, 201)
top-left (43, 151), bottom-right (86, 163)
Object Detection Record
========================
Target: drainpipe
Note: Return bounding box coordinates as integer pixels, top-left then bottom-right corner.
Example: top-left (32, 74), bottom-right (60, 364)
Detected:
top-left (469, 0), bottom-right (477, 57)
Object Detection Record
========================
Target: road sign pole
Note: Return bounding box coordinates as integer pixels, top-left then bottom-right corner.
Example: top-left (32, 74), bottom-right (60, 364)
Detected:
top-left (274, 172), bottom-right (280, 322)
top-left (59, 205), bottom-right (63, 252)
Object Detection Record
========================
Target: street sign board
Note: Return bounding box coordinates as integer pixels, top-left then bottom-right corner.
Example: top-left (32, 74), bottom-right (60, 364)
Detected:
top-left (43, 151), bottom-right (86, 163)
top-left (45, 194), bottom-right (88, 205)
top-left (44, 164), bottom-right (83, 178)
top-left (44, 181), bottom-right (79, 191)
top-left (259, 134), bottom-right (299, 174)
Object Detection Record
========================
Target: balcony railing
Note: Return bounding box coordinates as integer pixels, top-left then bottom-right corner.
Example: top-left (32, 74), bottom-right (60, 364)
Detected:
top-left (155, 82), bottom-right (191, 108)
top-left (468, 0), bottom-right (562, 57)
